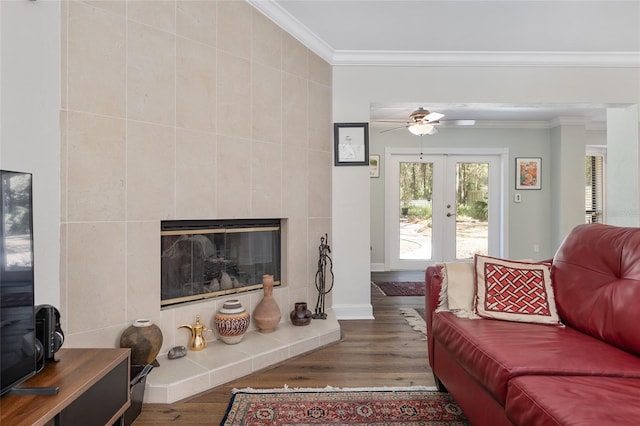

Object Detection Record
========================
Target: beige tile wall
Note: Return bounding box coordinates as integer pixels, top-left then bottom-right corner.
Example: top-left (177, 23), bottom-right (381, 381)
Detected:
top-left (60, 0), bottom-right (332, 355)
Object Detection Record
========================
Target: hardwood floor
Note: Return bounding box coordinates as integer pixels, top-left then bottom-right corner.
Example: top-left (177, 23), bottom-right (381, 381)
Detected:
top-left (136, 271), bottom-right (431, 425)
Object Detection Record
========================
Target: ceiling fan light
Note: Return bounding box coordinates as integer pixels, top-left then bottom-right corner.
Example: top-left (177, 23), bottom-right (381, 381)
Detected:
top-left (408, 122), bottom-right (434, 136)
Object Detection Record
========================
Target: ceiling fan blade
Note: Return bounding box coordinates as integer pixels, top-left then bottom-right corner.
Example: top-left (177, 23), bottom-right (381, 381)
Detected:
top-left (424, 112), bottom-right (445, 122)
top-left (375, 120), bottom-right (411, 123)
top-left (441, 119), bottom-right (476, 126)
top-left (380, 125), bottom-right (408, 133)
top-left (427, 126), bottom-right (439, 135)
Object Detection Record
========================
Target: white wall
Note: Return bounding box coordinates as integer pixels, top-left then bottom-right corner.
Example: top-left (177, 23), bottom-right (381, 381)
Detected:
top-left (331, 90), bottom-right (374, 319)
top-left (333, 65), bottom-right (640, 319)
top-left (0, 1), bottom-right (60, 306)
top-left (549, 123), bottom-right (590, 250)
top-left (607, 105), bottom-right (640, 226)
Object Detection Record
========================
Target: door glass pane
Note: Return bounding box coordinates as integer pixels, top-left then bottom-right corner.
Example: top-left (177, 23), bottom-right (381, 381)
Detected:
top-left (399, 162), bottom-right (433, 260)
top-left (455, 162), bottom-right (489, 260)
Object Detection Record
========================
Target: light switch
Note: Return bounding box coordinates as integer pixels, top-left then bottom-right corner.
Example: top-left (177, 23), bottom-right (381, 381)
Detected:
top-left (514, 193), bottom-right (522, 203)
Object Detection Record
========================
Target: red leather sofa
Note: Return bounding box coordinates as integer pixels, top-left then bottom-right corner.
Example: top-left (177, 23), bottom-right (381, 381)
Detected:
top-left (425, 224), bottom-right (640, 425)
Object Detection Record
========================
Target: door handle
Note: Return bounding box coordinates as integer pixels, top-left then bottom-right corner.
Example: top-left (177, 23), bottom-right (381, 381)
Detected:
top-left (447, 213), bottom-right (455, 217)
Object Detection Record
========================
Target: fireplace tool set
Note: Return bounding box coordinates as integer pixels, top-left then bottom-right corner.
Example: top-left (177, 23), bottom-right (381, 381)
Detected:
top-left (313, 233), bottom-right (334, 319)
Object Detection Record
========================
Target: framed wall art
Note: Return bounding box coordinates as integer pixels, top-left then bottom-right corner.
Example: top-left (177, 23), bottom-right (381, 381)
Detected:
top-left (515, 157), bottom-right (541, 190)
top-left (369, 155), bottom-right (380, 178)
top-left (334, 122), bottom-right (369, 166)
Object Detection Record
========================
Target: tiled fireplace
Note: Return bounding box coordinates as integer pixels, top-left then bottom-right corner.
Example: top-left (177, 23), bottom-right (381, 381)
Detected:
top-left (60, 0), bottom-right (335, 404)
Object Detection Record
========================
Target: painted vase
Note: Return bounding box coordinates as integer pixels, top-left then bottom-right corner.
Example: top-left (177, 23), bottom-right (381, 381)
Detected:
top-left (290, 302), bottom-right (312, 326)
top-left (215, 300), bottom-right (250, 344)
top-left (253, 274), bottom-right (281, 333)
top-left (119, 319), bottom-right (163, 365)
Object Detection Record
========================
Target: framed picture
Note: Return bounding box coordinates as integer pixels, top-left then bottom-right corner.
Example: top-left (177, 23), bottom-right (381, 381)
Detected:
top-left (515, 157), bottom-right (541, 190)
top-left (369, 155), bottom-right (380, 178)
top-left (334, 123), bottom-right (369, 166)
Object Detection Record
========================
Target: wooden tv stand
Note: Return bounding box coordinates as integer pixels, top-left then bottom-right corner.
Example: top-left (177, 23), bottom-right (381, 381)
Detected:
top-left (1, 348), bottom-right (131, 426)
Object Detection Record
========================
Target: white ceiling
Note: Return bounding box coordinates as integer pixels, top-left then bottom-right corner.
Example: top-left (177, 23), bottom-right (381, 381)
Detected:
top-left (273, 1), bottom-right (640, 55)
top-left (249, 0), bottom-right (640, 126)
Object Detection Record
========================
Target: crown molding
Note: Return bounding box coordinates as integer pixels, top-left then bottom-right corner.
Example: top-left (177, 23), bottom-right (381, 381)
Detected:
top-left (332, 51), bottom-right (640, 67)
top-left (372, 120), bottom-right (566, 130)
top-left (375, 119), bottom-right (610, 130)
top-left (549, 117), bottom-right (591, 128)
top-left (247, 0), bottom-right (334, 63)
top-left (248, 1), bottom-right (640, 68)
top-left (586, 121), bottom-right (607, 131)
top-left (549, 117), bottom-right (609, 131)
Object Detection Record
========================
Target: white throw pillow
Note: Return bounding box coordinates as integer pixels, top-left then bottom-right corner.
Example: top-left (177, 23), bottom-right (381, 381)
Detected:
top-left (436, 262), bottom-right (479, 319)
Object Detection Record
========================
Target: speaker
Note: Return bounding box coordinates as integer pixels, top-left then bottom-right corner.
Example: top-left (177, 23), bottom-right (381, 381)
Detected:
top-left (35, 338), bottom-right (45, 373)
top-left (35, 304), bottom-right (64, 366)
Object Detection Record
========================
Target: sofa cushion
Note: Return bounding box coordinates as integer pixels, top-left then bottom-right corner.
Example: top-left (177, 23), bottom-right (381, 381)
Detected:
top-left (552, 224), bottom-right (640, 355)
top-left (474, 255), bottom-right (561, 325)
top-left (506, 375), bottom-right (640, 426)
top-left (433, 311), bottom-right (640, 405)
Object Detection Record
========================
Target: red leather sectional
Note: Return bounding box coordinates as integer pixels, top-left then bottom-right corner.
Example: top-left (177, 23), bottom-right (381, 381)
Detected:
top-left (425, 224), bottom-right (640, 425)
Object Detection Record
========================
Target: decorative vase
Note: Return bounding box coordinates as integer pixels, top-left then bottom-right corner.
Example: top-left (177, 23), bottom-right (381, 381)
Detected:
top-left (253, 274), bottom-right (281, 333)
top-left (215, 300), bottom-right (250, 344)
top-left (290, 302), bottom-right (312, 326)
top-left (119, 319), bottom-right (163, 365)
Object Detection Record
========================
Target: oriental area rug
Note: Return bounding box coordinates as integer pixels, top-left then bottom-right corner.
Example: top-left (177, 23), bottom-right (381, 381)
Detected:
top-left (373, 281), bottom-right (425, 296)
top-left (220, 386), bottom-right (470, 425)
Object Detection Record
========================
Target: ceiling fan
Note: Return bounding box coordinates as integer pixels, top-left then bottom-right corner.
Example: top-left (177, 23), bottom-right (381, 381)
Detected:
top-left (377, 107), bottom-right (475, 136)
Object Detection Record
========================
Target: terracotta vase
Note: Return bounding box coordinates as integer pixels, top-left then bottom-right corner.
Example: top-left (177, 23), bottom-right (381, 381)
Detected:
top-left (119, 319), bottom-right (163, 365)
top-left (253, 274), bottom-right (281, 333)
top-left (290, 302), bottom-right (312, 326)
top-left (215, 300), bottom-right (250, 344)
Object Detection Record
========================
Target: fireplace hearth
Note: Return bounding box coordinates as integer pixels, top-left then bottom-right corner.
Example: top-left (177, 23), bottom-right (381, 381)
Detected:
top-left (161, 219), bottom-right (281, 307)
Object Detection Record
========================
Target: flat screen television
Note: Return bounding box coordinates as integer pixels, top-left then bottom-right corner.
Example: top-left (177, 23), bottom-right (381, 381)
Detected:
top-left (0, 170), bottom-right (37, 396)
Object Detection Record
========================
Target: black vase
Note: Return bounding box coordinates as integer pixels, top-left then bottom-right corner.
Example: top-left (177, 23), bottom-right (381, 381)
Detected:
top-left (290, 302), bottom-right (312, 326)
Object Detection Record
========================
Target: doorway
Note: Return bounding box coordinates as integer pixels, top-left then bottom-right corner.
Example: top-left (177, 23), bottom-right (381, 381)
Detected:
top-left (385, 148), bottom-right (506, 270)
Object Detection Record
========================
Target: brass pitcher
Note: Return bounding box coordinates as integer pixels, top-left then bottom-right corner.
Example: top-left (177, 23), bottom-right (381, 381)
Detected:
top-left (179, 314), bottom-right (211, 351)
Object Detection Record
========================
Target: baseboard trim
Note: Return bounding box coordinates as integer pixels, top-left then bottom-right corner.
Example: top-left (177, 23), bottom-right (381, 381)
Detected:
top-left (332, 304), bottom-right (374, 320)
top-left (370, 263), bottom-right (385, 272)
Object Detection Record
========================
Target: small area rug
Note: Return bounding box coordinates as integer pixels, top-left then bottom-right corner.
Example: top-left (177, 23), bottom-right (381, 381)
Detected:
top-left (373, 281), bottom-right (425, 296)
top-left (221, 386), bottom-right (469, 425)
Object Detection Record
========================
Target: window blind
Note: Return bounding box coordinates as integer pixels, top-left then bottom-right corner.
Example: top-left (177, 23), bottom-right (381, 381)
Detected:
top-left (585, 155), bottom-right (604, 224)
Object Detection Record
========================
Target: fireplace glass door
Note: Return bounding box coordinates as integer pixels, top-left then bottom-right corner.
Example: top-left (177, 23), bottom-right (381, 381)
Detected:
top-left (161, 219), bottom-right (281, 307)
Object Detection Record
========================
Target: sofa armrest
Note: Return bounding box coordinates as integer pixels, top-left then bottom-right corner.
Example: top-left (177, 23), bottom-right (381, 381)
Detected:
top-left (425, 265), bottom-right (443, 370)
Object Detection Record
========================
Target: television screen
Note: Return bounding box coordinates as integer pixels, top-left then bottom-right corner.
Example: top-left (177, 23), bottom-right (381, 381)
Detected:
top-left (0, 170), bottom-right (37, 396)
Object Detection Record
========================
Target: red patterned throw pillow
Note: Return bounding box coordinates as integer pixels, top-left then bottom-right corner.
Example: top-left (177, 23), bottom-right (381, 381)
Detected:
top-left (474, 254), bottom-right (561, 325)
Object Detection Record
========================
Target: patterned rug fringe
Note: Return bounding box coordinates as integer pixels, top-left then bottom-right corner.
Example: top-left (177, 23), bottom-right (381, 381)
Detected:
top-left (232, 385), bottom-right (438, 394)
top-left (400, 307), bottom-right (427, 339)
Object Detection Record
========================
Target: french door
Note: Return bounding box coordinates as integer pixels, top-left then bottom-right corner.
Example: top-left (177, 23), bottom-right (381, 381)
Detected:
top-left (386, 151), bottom-right (504, 270)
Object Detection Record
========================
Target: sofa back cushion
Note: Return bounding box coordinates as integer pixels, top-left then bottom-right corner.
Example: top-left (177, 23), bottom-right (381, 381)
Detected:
top-left (552, 224), bottom-right (640, 355)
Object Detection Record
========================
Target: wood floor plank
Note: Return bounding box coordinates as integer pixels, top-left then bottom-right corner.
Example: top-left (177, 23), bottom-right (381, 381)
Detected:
top-left (136, 275), bottom-right (431, 425)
